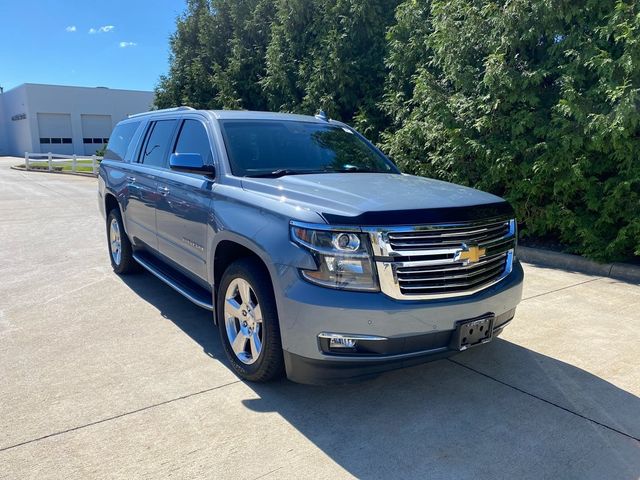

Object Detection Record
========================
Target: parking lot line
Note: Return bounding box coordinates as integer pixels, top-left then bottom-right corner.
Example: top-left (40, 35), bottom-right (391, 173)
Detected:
top-left (448, 358), bottom-right (639, 441)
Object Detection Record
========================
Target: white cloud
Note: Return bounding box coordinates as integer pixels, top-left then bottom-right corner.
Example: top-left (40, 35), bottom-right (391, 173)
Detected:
top-left (119, 41), bottom-right (137, 48)
top-left (89, 25), bottom-right (115, 34)
top-left (65, 25), bottom-right (76, 32)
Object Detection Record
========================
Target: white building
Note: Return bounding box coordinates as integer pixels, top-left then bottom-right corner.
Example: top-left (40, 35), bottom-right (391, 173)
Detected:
top-left (0, 83), bottom-right (154, 156)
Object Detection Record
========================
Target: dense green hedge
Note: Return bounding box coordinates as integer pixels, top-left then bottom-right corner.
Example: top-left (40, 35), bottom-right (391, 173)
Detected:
top-left (156, 0), bottom-right (640, 262)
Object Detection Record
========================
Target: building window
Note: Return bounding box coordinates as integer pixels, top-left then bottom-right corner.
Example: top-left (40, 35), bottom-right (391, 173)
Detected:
top-left (93, 138), bottom-right (103, 144)
top-left (103, 138), bottom-right (109, 144)
top-left (83, 138), bottom-right (93, 144)
top-left (40, 137), bottom-right (72, 144)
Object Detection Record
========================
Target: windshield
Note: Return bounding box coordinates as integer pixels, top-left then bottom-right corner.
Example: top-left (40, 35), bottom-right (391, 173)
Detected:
top-left (219, 120), bottom-right (399, 177)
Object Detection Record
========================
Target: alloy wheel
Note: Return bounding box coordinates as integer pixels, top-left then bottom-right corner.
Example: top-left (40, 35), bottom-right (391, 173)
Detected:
top-left (109, 217), bottom-right (122, 265)
top-left (223, 278), bottom-right (263, 364)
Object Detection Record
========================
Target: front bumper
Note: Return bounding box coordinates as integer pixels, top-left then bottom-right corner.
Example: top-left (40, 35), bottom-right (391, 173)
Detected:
top-left (274, 260), bottom-right (524, 384)
top-left (283, 314), bottom-right (513, 384)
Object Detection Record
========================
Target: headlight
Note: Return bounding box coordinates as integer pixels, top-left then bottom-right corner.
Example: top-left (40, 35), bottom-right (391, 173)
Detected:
top-left (290, 223), bottom-right (379, 291)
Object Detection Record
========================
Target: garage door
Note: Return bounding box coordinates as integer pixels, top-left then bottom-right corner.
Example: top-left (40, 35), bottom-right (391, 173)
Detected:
top-left (81, 114), bottom-right (112, 155)
top-left (37, 113), bottom-right (73, 155)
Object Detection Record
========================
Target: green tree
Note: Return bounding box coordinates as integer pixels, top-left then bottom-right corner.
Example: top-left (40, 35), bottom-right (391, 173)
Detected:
top-left (305, 0), bottom-right (399, 137)
top-left (155, 0), bottom-right (223, 109)
top-left (211, 0), bottom-right (275, 109)
top-left (261, 0), bottom-right (320, 112)
top-left (261, 0), bottom-right (398, 137)
top-left (156, 0), bottom-right (640, 261)
top-left (156, 0), bottom-right (275, 110)
top-left (382, 0), bottom-right (640, 260)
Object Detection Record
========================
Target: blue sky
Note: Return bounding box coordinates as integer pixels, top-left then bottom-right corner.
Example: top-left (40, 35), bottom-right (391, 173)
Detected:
top-left (0, 0), bottom-right (186, 92)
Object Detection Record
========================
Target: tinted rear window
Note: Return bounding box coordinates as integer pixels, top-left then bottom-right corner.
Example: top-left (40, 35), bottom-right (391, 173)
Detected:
top-left (140, 120), bottom-right (178, 167)
top-left (104, 122), bottom-right (140, 161)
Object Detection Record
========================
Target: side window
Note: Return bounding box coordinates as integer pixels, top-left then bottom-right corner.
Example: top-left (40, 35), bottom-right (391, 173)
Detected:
top-left (104, 121), bottom-right (140, 161)
top-left (174, 119), bottom-right (213, 164)
top-left (140, 120), bottom-right (177, 167)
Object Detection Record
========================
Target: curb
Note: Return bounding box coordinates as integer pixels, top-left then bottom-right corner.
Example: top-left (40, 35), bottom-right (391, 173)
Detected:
top-left (10, 165), bottom-right (97, 178)
top-left (516, 246), bottom-right (640, 284)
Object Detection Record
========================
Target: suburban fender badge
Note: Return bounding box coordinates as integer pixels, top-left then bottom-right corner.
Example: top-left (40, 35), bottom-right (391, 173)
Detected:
top-left (182, 237), bottom-right (204, 252)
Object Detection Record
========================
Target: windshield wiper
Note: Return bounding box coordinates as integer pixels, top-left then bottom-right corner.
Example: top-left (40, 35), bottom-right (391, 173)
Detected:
top-left (332, 165), bottom-right (377, 173)
top-left (248, 168), bottom-right (330, 178)
top-left (247, 165), bottom-right (378, 178)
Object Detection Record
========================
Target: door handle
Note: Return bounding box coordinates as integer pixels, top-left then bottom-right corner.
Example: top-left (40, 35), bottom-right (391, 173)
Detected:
top-left (158, 186), bottom-right (170, 196)
top-left (126, 176), bottom-right (136, 183)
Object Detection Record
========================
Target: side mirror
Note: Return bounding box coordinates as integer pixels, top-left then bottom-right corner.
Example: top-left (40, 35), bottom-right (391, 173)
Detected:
top-left (169, 153), bottom-right (215, 176)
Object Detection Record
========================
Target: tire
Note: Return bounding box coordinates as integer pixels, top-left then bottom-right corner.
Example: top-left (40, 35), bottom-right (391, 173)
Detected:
top-left (217, 258), bottom-right (285, 382)
top-left (106, 208), bottom-right (138, 274)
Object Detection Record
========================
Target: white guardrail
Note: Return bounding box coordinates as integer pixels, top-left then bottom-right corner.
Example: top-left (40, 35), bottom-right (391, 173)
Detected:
top-left (24, 152), bottom-right (104, 175)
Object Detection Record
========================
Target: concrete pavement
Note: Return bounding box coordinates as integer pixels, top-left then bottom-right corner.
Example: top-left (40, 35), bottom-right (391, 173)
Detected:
top-left (0, 156), bottom-right (638, 479)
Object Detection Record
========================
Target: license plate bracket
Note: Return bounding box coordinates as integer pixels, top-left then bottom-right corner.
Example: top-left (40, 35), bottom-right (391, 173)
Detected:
top-left (451, 315), bottom-right (494, 351)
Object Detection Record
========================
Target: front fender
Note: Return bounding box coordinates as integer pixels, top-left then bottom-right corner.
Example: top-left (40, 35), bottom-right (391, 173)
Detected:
top-left (207, 184), bottom-right (323, 285)
top-left (208, 213), bottom-right (316, 290)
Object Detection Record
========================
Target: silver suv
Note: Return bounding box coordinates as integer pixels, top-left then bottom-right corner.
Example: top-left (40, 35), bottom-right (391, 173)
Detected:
top-left (98, 107), bottom-right (523, 384)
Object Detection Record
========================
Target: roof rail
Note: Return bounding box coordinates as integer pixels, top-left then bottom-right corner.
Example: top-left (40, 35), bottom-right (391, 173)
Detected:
top-left (128, 106), bottom-right (195, 118)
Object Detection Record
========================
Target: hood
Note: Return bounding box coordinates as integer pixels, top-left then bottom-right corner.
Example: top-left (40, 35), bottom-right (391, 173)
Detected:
top-left (241, 173), bottom-right (511, 225)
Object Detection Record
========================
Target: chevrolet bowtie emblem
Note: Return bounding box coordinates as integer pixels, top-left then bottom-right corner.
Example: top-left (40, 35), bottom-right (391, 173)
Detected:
top-left (456, 244), bottom-right (486, 264)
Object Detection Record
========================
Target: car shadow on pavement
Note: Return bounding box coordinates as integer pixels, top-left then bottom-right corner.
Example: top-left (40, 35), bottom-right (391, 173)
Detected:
top-left (121, 272), bottom-right (640, 479)
top-left (242, 346), bottom-right (640, 479)
top-left (119, 273), bottom-right (225, 360)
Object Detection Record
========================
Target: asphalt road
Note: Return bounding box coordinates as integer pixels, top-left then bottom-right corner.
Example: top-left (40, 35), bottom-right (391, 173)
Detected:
top-left (0, 157), bottom-right (638, 479)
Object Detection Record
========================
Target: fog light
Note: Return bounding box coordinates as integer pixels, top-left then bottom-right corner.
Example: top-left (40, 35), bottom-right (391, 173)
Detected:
top-left (329, 337), bottom-right (357, 349)
top-left (318, 332), bottom-right (387, 355)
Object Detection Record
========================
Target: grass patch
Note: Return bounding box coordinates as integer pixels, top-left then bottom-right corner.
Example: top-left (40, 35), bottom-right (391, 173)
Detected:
top-left (22, 159), bottom-right (99, 173)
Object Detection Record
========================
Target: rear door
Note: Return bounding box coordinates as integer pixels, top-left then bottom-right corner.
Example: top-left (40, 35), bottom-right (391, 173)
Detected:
top-left (155, 118), bottom-right (215, 283)
top-left (125, 119), bottom-right (178, 252)
top-left (101, 119), bottom-right (143, 232)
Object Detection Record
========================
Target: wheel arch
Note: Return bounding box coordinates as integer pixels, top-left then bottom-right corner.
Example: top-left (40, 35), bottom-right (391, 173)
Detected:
top-left (104, 191), bottom-right (132, 237)
top-left (211, 235), bottom-right (277, 326)
top-left (104, 192), bottom-right (120, 217)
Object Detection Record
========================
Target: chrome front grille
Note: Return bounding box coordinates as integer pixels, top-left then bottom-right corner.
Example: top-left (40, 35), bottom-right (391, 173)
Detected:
top-left (366, 217), bottom-right (516, 300)
top-left (387, 219), bottom-right (510, 252)
top-left (396, 251), bottom-right (508, 294)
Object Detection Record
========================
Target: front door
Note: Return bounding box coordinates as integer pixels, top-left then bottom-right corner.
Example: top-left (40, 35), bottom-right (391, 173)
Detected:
top-left (155, 118), bottom-right (215, 283)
